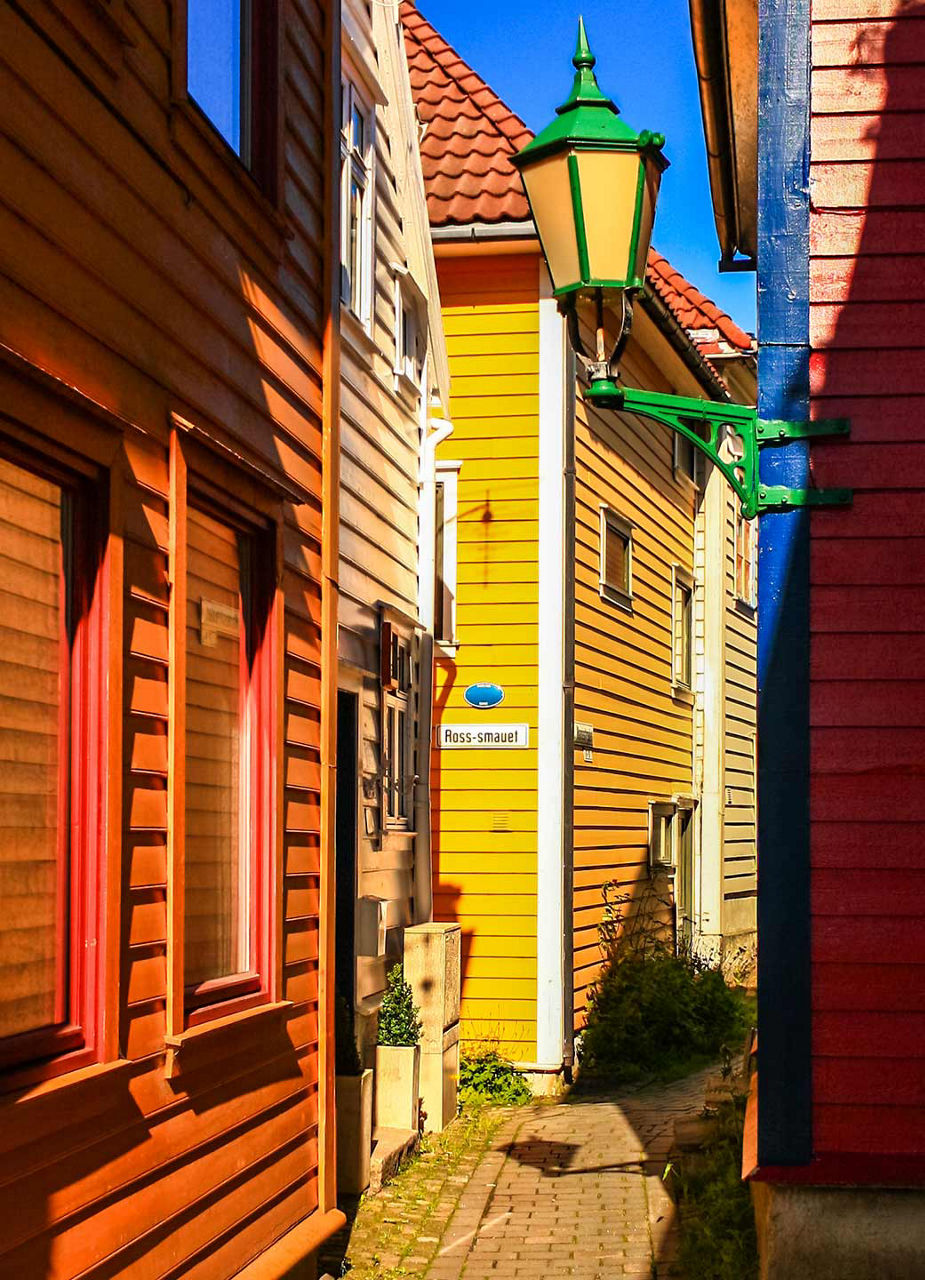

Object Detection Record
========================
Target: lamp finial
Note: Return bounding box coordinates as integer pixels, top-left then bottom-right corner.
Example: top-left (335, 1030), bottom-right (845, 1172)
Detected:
top-left (573, 16), bottom-right (595, 70)
top-left (558, 18), bottom-right (617, 114)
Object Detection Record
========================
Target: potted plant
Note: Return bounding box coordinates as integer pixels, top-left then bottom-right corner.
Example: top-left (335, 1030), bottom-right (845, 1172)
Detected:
top-left (335, 992), bottom-right (373, 1195)
top-left (374, 963), bottom-right (422, 1132)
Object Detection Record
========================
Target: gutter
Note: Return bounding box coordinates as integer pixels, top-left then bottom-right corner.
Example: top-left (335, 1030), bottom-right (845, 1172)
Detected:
top-left (415, 380), bottom-right (454, 925)
top-left (639, 284), bottom-right (732, 402)
top-left (430, 219), bottom-right (536, 242)
top-left (689, 0), bottom-right (748, 267)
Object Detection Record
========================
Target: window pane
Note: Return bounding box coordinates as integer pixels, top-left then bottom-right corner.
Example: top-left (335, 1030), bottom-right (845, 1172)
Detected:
top-left (676, 581), bottom-right (693, 686)
top-left (185, 508), bottom-right (250, 987)
top-left (386, 705), bottom-right (396, 819)
top-left (0, 458), bottom-right (66, 1039)
top-left (188, 0), bottom-right (244, 154)
top-left (434, 482), bottom-right (446, 641)
top-left (397, 707), bottom-right (407, 820)
top-left (677, 434), bottom-right (696, 480)
top-left (604, 521), bottom-right (628, 593)
top-left (677, 810), bottom-right (694, 946)
top-left (352, 104), bottom-right (365, 156)
top-left (349, 177), bottom-right (364, 315)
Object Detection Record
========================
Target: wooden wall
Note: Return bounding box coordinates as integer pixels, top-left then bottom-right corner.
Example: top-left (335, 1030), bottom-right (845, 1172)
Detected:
top-left (432, 254), bottom-right (540, 1064)
top-left (571, 320), bottom-right (697, 1023)
top-left (0, 0), bottom-right (334, 1272)
top-left (809, 0), bottom-right (925, 1161)
top-left (721, 484), bottom-right (758, 938)
top-left (338, 0), bottom-right (430, 1013)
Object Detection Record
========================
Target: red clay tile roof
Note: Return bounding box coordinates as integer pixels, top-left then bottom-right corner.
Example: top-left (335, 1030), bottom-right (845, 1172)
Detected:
top-left (401, 2), bottom-right (756, 359)
top-left (401, 1), bottom-right (532, 226)
top-left (647, 251), bottom-right (755, 354)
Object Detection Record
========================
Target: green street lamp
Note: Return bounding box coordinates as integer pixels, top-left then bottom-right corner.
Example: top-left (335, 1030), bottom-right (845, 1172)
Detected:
top-left (512, 21), bottom-right (851, 519)
top-left (512, 20), bottom-right (667, 301)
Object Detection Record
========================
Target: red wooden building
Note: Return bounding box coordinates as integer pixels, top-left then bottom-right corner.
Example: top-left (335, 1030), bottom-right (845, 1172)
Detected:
top-left (0, 2), bottom-right (343, 1275)
top-left (690, 0), bottom-right (925, 1273)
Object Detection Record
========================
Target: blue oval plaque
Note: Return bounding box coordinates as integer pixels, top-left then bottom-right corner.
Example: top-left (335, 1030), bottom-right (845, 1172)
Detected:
top-left (464, 682), bottom-right (505, 709)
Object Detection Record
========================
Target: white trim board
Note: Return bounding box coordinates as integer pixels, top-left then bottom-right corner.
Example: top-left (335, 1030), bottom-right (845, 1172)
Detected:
top-left (535, 262), bottom-right (568, 1070)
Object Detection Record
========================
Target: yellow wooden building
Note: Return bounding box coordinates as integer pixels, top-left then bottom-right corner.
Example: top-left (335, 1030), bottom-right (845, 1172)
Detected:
top-left (403, 3), bottom-right (757, 1082)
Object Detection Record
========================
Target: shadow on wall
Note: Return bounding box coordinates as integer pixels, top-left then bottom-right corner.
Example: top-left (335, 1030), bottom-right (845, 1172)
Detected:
top-left (802, 0), bottom-right (925, 1167)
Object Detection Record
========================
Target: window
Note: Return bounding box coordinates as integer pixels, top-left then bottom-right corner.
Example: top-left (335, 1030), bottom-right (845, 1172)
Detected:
top-left (599, 507), bottom-right (633, 608)
top-left (735, 511), bottom-right (758, 609)
top-left (394, 283), bottom-right (422, 387)
top-left (381, 623), bottom-right (413, 828)
top-left (675, 806), bottom-right (695, 949)
top-left (648, 802), bottom-right (676, 871)
top-left (184, 506), bottom-right (260, 1005)
top-left (182, 503), bottom-right (274, 1020)
top-left (672, 565), bottom-right (694, 691)
top-left (674, 431), bottom-right (697, 484)
top-left (341, 80), bottom-right (374, 325)
top-left (169, 439), bottom-right (278, 1029)
top-left (0, 450), bottom-right (103, 1075)
top-left (186, 0), bottom-right (277, 186)
top-left (433, 462), bottom-right (460, 647)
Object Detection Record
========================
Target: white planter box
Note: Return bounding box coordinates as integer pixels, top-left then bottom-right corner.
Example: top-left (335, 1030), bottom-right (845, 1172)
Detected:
top-left (374, 1044), bottom-right (421, 1132)
top-left (336, 1068), bottom-right (373, 1195)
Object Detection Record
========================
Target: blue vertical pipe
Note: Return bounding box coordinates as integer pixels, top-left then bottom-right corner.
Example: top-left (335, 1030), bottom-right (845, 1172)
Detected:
top-left (756, 0), bottom-right (814, 1164)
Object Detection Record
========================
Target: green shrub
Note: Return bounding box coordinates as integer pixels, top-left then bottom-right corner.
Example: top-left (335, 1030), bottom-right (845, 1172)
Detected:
top-left (580, 948), bottom-right (747, 1083)
top-left (672, 1094), bottom-right (759, 1280)
top-left (377, 964), bottom-right (422, 1047)
top-left (458, 1049), bottom-right (532, 1106)
top-left (335, 990), bottom-right (363, 1076)
top-left (578, 884), bottom-right (750, 1083)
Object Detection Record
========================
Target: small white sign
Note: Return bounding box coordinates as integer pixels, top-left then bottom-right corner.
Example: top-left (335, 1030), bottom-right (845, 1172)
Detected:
top-left (437, 723), bottom-right (529, 750)
top-left (200, 598), bottom-right (240, 648)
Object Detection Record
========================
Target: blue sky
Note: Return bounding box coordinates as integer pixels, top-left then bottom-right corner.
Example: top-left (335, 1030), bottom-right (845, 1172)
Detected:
top-left (416, 0), bottom-right (757, 333)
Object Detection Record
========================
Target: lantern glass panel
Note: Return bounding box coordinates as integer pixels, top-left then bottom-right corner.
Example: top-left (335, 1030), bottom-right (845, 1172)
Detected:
top-left (575, 149), bottom-right (642, 286)
top-left (520, 152), bottom-right (580, 293)
top-left (632, 159), bottom-right (662, 284)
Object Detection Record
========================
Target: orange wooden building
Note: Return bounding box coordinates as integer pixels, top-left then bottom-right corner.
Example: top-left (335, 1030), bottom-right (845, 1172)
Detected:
top-left (0, 2), bottom-right (344, 1275)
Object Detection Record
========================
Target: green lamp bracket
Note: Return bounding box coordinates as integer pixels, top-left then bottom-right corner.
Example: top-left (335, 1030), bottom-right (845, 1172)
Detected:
top-left (584, 381), bottom-right (851, 519)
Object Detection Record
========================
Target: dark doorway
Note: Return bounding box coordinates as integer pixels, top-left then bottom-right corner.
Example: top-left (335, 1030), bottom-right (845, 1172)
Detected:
top-left (335, 689), bottom-right (358, 1009)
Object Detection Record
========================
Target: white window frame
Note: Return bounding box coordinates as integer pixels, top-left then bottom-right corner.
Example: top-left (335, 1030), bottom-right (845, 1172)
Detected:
top-left (735, 510), bottom-right (758, 610)
top-left (434, 461), bottom-right (460, 650)
top-left (393, 275), bottom-right (423, 391)
top-left (671, 563), bottom-right (695, 695)
top-left (340, 77), bottom-right (374, 330)
top-left (599, 505), bottom-right (633, 610)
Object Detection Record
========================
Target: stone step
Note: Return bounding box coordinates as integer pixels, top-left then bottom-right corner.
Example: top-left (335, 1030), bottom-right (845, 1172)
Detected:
top-left (369, 1126), bottom-right (419, 1194)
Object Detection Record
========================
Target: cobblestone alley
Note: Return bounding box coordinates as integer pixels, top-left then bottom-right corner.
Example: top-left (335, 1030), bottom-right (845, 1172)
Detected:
top-left (322, 1067), bottom-right (719, 1280)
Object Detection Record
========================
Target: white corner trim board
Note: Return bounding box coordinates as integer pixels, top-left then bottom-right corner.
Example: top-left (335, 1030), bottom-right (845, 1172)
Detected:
top-left (536, 263), bottom-right (567, 1070)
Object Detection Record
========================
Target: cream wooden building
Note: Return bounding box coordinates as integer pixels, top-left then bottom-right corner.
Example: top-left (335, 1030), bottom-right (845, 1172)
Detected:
top-left (335, 0), bottom-right (450, 1048)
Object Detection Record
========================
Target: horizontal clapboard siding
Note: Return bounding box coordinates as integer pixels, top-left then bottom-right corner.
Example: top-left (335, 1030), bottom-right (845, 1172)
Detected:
top-left (433, 254), bottom-right (540, 1064)
top-left (571, 335), bottom-right (697, 1023)
top-left (0, 0), bottom-right (329, 1274)
top-left (809, 0), bottom-right (925, 1158)
top-left (337, 4), bottom-right (430, 1019)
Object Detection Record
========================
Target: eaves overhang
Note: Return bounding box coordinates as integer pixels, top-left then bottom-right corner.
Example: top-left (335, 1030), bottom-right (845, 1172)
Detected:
top-left (689, 0), bottom-right (758, 268)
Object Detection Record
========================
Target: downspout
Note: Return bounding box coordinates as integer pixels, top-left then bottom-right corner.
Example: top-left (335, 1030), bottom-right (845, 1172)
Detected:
top-left (415, 366), bottom-right (454, 923)
top-left (318, 0), bottom-right (343, 1219)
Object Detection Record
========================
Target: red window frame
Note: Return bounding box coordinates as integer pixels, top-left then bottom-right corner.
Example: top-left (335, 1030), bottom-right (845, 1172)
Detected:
top-left (0, 442), bottom-right (106, 1085)
top-left (181, 495), bottom-right (277, 1030)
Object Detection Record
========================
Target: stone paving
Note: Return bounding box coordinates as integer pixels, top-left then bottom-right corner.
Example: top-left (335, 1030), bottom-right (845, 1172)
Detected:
top-left (322, 1065), bottom-right (717, 1280)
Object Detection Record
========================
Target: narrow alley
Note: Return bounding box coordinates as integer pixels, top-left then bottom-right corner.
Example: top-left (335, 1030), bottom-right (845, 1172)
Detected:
top-left (322, 1067), bottom-right (721, 1280)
